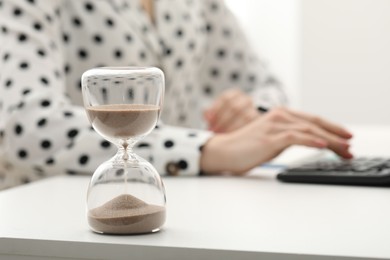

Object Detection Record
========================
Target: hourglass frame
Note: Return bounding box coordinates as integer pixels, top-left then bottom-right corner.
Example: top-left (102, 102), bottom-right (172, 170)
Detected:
top-left (81, 67), bottom-right (166, 234)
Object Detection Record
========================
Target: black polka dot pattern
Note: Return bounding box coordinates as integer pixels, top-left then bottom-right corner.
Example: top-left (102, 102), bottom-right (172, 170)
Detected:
top-left (3, 53), bottom-right (10, 61)
top-left (33, 22), bottom-right (42, 31)
top-left (178, 160), bottom-right (188, 170)
top-left (78, 48), bottom-right (88, 59)
top-left (1, 25), bottom-right (8, 34)
top-left (0, 0), bottom-right (285, 189)
top-left (40, 76), bottom-right (49, 85)
top-left (34, 166), bottom-right (45, 176)
top-left (37, 118), bottom-right (47, 127)
top-left (5, 79), bottom-right (12, 88)
top-left (63, 111), bottom-right (73, 117)
top-left (100, 140), bottom-right (111, 149)
top-left (116, 169), bottom-right (124, 176)
top-left (67, 129), bottom-right (79, 138)
top-left (105, 18), bottom-right (114, 27)
top-left (13, 7), bottom-right (23, 17)
top-left (20, 62), bottom-right (29, 69)
top-left (18, 33), bottom-right (28, 42)
top-left (18, 149), bottom-right (28, 159)
top-left (22, 89), bottom-right (31, 95)
top-left (46, 158), bottom-right (55, 165)
top-left (137, 142), bottom-right (150, 148)
top-left (37, 49), bottom-right (46, 57)
top-left (164, 140), bottom-right (174, 148)
top-left (84, 2), bottom-right (94, 12)
top-left (79, 154), bottom-right (89, 165)
top-left (40, 139), bottom-right (52, 149)
top-left (63, 33), bottom-right (70, 43)
top-left (15, 124), bottom-right (23, 135)
top-left (40, 100), bottom-right (51, 107)
top-left (93, 34), bottom-right (103, 44)
top-left (21, 177), bottom-right (30, 184)
top-left (66, 170), bottom-right (77, 175)
top-left (72, 17), bottom-right (82, 27)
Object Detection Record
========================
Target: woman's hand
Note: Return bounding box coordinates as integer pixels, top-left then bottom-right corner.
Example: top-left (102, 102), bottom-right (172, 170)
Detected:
top-left (200, 107), bottom-right (353, 175)
top-left (204, 89), bottom-right (259, 133)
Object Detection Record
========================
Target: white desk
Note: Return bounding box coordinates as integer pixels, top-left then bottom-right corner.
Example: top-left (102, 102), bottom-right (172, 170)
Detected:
top-left (1, 126), bottom-right (390, 260)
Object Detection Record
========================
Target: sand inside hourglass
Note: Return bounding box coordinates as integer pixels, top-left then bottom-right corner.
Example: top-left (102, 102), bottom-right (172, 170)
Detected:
top-left (88, 194), bottom-right (166, 234)
top-left (86, 104), bottom-right (159, 139)
top-left (86, 104), bottom-right (165, 234)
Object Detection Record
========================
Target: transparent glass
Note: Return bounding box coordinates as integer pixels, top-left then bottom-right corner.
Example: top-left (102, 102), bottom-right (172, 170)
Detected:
top-left (81, 67), bottom-right (166, 234)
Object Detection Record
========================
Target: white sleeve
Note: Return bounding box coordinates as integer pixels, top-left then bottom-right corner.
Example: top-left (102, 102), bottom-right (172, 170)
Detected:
top-left (137, 124), bottom-right (212, 176)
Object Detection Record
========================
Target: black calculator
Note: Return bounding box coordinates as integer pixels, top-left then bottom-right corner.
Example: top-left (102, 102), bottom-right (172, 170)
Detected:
top-left (277, 155), bottom-right (390, 186)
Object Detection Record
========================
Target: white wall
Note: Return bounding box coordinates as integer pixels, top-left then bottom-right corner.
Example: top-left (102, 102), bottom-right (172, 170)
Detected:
top-left (302, 0), bottom-right (390, 124)
top-left (225, 0), bottom-right (302, 108)
top-left (226, 0), bottom-right (390, 125)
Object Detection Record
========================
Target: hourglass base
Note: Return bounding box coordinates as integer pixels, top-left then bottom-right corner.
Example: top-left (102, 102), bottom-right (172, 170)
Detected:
top-left (90, 227), bottom-right (163, 235)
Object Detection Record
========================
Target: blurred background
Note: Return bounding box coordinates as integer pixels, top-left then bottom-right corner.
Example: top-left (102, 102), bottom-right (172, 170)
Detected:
top-left (226, 0), bottom-right (390, 125)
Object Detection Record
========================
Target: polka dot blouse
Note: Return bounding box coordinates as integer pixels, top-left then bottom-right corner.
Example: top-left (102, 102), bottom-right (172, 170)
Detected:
top-left (0, 0), bottom-right (286, 190)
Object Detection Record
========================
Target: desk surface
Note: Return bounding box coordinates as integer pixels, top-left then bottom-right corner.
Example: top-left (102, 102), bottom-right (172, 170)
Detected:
top-left (1, 126), bottom-right (390, 260)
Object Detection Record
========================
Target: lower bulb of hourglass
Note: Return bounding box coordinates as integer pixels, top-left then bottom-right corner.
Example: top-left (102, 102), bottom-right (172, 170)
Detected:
top-left (86, 153), bottom-right (166, 234)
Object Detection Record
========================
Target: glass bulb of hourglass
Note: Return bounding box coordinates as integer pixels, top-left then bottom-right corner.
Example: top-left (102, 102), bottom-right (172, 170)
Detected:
top-left (86, 104), bottom-right (159, 159)
top-left (82, 67), bottom-right (166, 234)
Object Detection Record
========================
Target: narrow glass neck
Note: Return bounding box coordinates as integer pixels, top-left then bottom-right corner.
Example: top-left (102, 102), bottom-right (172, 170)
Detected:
top-left (116, 143), bottom-right (137, 162)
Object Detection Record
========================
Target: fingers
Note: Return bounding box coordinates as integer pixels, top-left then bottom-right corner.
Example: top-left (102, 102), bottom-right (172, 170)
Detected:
top-left (212, 95), bottom-right (254, 132)
top-left (223, 108), bottom-right (258, 132)
top-left (273, 130), bottom-right (328, 151)
top-left (302, 124), bottom-right (352, 158)
top-left (300, 123), bottom-right (352, 159)
top-left (205, 89), bottom-right (240, 127)
top-left (262, 108), bottom-right (353, 159)
top-left (205, 89), bottom-right (257, 132)
top-left (281, 123), bottom-right (353, 159)
top-left (260, 108), bottom-right (297, 128)
top-left (286, 109), bottom-right (353, 139)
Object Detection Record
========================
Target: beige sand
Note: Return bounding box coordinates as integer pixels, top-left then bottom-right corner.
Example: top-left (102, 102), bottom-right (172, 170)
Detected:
top-left (86, 104), bottom-right (159, 139)
top-left (88, 194), bottom-right (165, 234)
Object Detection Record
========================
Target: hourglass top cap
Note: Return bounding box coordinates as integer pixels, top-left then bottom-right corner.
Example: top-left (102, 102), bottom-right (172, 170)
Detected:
top-left (82, 66), bottom-right (164, 78)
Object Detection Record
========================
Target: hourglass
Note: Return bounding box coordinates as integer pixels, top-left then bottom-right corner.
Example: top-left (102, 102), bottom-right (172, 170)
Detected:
top-left (81, 67), bottom-right (166, 234)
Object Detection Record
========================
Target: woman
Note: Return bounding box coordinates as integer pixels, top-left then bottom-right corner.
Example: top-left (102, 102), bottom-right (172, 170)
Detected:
top-left (0, 0), bottom-right (352, 190)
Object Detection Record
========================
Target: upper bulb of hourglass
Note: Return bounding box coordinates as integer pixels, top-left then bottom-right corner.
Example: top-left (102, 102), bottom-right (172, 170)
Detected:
top-left (86, 103), bottom-right (160, 150)
top-left (83, 67), bottom-right (163, 147)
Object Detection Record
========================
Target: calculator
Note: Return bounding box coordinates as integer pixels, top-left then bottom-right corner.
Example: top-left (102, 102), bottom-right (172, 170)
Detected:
top-left (277, 155), bottom-right (390, 186)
